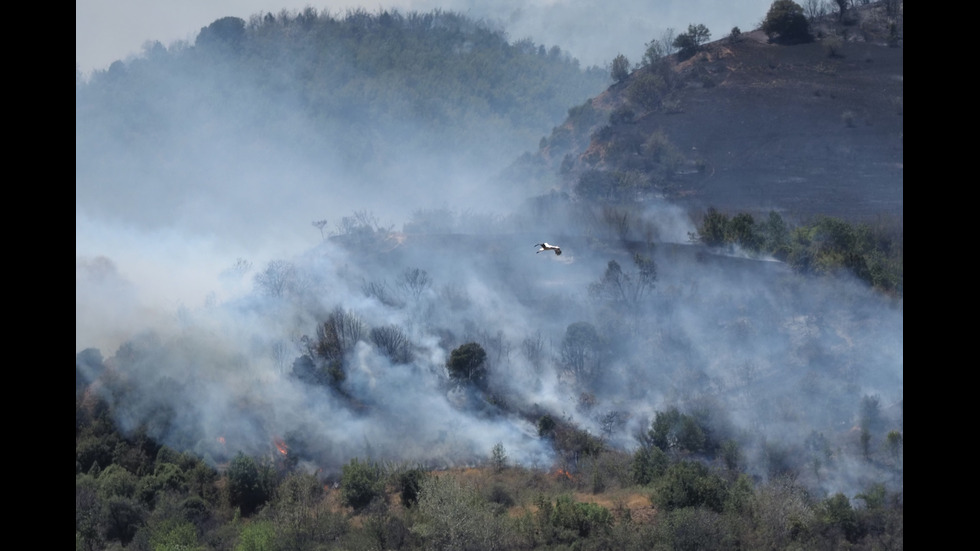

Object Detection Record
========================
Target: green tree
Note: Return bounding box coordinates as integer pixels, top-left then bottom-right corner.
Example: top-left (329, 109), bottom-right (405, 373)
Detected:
top-left (611, 54), bottom-right (631, 83)
top-left (446, 342), bottom-right (488, 386)
top-left (148, 519), bottom-right (202, 551)
top-left (818, 492), bottom-right (860, 542)
top-left (855, 482), bottom-right (887, 510)
top-left (195, 17), bottom-right (246, 53)
top-left (762, 211), bottom-right (791, 259)
top-left (642, 29), bottom-right (675, 67)
top-left (656, 461), bottom-right (727, 512)
top-left (661, 507), bottom-right (732, 550)
top-left (547, 495), bottom-right (613, 540)
top-left (693, 207), bottom-right (728, 246)
top-left (673, 24), bottom-right (711, 58)
top-left (762, 0), bottom-right (812, 43)
top-left (102, 496), bottom-right (146, 545)
top-left (537, 414), bottom-right (557, 437)
top-left (77, 474), bottom-right (105, 551)
top-left (491, 442), bottom-right (508, 472)
top-left (729, 26), bottom-right (742, 44)
top-left (97, 464), bottom-right (139, 499)
top-left (271, 472), bottom-right (347, 547)
top-left (727, 213), bottom-right (763, 251)
top-left (340, 458), bottom-right (385, 511)
top-left (412, 475), bottom-right (504, 551)
top-left (859, 394), bottom-right (883, 433)
top-left (235, 519), bottom-right (276, 551)
top-left (626, 72), bottom-right (668, 111)
top-left (226, 452), bottom-right (273, 517)
top-left (751, 478), bottom-right (814, 547)
top-left (648, 408), bottom-right (708, 454)
top-left (631, 444), bottom-right (668, 485)
top-left (398, 467), bottom-right (428, 508)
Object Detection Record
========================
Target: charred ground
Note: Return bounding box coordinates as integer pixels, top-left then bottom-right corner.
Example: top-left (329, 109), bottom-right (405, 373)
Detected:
top-left (522, 2), bottom-right (902, 224)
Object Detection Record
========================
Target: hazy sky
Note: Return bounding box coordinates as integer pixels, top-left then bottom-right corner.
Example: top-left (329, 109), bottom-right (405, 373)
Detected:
top-left (76, 0), bottom-right (772, 75)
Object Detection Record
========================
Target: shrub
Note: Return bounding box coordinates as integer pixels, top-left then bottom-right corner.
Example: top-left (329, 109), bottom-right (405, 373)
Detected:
top-left (543, 495), bottom-right (613, 541)
top-left (626, 72), bottom-right (668, 111)
top-left (656, 461), bottom-right (727, 512)
top-left (824, 35), bottom-right (844, 58)
top-left (729, 26), bottom-right (742, 44)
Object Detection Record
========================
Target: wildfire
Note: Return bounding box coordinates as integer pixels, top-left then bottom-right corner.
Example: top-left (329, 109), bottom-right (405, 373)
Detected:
top-left (555, 468), bottom-right (575, 481)
top-left (274, 437), bottom-right (288, 456)
top-left (217, 436), bottom-right (226, 446)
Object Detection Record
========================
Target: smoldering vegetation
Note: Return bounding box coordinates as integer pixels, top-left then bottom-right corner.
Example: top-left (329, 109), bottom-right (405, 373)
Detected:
top-left (76, 7), bottom-right (608, 353)
top-left (78, 197), bottom-right (902, 501)
top-left (76, 6), bottom-right (902, 510)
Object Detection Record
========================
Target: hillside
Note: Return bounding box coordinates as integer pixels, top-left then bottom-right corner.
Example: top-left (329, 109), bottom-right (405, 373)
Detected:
top-left (75, 8), bottom-right (609, 244)
top-left (522, 1), bottom-right (903, 224)
top-left (77, 4), bottom-right (903, 550)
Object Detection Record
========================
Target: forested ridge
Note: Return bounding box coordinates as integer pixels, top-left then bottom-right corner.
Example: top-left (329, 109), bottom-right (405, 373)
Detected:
top-left (77, 3), bottom-right (902, 550)
top-left (76, 8), bottom-right (609, 190)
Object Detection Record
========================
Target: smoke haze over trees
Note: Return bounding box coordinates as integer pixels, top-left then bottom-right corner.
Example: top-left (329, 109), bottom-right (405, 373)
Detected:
top-left (77, 2), bottom-right (901, 549)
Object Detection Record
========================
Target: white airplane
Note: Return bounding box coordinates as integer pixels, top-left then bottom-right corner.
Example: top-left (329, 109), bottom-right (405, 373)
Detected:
top-left (535, 243), bottom-right (562, 255)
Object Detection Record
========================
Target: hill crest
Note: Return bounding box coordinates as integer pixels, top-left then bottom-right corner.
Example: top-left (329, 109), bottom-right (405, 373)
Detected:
top-left (525, 1), bottom-right (903, 224)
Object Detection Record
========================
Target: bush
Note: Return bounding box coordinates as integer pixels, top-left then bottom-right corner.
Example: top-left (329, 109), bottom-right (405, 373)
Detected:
top-left (729, 26), bottom-right (742, 44)
top-left (626, 72), bottom-right (668, 111)
top-left (656, 461), bottom-right (727, 512)
top-left (541, 494), bottom-right (613, 542)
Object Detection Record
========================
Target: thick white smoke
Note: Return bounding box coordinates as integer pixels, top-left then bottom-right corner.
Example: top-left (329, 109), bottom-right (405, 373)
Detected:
top-left (77, 3), bottom-right (901, 498)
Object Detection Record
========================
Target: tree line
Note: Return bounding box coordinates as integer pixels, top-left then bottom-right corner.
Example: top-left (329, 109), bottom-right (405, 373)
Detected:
top-left (690, 208), bottom-right (902, 296)
top-left (76, 8), bottom-right (610, 179)
top-left (77, 367), bottom-right (902, 550)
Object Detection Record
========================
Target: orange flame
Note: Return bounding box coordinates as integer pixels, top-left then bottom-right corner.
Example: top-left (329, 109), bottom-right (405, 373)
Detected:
top-left (555, 468), bottom-right (574, 480)
top-left (217, 436), bottom-right (226, 446)
top-left (274, 437), bottom-right (288, 456)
